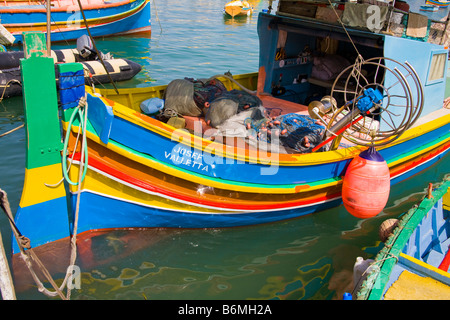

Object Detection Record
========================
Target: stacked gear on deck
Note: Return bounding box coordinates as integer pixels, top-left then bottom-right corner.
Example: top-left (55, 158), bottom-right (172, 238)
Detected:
top-left (163, 77), bottom-right (228, 117)
top-left (161, 76), bottom-right (324, 153)
top-left (205, 89), bottom-right (263, 127)
top-left (192, 78), bottom-right (228, 110)
top-left (271, 114), bottom-right (325, 153)
top-left (243, 113), bottom-right (325, 153)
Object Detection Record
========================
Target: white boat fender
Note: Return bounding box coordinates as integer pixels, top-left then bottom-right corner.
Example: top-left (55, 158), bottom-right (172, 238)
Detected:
top-left (379, 218), bottom-right (399, 242)
top-left (353, 257), bottom-right (376, 295)
top-left (140, 97), bottom-right (164, 115)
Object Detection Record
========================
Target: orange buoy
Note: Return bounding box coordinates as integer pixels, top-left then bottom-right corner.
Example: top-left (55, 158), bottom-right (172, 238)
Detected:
top-left (342, 146), bottom-right (390, 219)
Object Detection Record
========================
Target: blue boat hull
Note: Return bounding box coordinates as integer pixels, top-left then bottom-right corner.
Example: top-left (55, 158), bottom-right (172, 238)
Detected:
top-left (4, 0), bottom-right (151, 44)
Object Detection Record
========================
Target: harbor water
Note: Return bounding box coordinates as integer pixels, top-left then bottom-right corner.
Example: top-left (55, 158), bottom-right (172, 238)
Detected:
top-left (0, 0), bottom-right (449, 300)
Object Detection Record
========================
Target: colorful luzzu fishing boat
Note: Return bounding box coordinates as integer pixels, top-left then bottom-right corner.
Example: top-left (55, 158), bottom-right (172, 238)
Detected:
top-left (12, 0), bottom-right (450, 260)
top-left (354, 180), bottom-right (450, 300)
top-left (425, 0), bottom-right (450, 7)
top-left (0, 0), bottom-right (151, 45)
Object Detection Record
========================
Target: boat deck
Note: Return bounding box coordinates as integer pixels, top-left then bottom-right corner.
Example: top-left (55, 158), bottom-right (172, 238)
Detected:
top-left (384, 269), bottom-right (450, 300)
top-left (182, 94), bottom-right (315, 153)
top-left (382, 190), bottom-right (450, 299)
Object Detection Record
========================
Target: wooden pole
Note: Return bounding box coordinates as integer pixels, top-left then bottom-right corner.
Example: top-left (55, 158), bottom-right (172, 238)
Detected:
top-left (0, 230), bottom-right (16, 300)
top-left (46, 0), bottom-right (51, 57)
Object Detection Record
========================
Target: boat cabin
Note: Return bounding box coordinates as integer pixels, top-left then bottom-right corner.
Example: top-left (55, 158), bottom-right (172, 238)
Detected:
top-left (257, 0), bottom-right (450, 121)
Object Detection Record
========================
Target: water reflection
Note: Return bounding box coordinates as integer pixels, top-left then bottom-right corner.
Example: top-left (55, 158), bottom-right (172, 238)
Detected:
top-left (223, 14), bottom-right (254, 26)
top-left (3, 0), bottom-right (449, 300)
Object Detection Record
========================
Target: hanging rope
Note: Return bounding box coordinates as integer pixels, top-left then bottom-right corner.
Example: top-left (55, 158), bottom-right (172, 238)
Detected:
top-left (0, 95), bottom-right (89, 300)
top-left (326, 0), bottom-right (363, 59)
top-left (62, 95), bottom-right (89, 186)
top-left (0, 188), bottom-right (67, 299)
top-left (326, 0), bottom-right (366, 97)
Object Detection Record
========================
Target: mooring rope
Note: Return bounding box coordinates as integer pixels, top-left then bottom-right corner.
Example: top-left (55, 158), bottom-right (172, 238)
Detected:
top-left (0, 188), bottom-right (67, 299)
top-left (0, 124), bottom-right (24, 138)
top-left (0, 79), bottom-right (21, 104)
top-left (0, 96), bottom-right (88, 300)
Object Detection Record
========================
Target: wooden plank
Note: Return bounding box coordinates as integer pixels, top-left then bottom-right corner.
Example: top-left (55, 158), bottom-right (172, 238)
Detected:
top-left (0, 228), bottom-right (15, 300)
top-left (278, 1), bottom-right (318, 18)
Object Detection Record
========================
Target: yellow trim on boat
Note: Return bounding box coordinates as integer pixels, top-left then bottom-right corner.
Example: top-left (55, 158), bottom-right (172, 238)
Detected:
top-left (67, 164), bottom-right (235, 213)
top-left (62, 99), bottom-right (449, 194)
top-left (19, 163), bottom-right (66, 207)
top-left (106, 96), bottom-right (364, 165)
top-left (400, 253), bottom-right (450, 281)
top-left (72, 124), bottom-right (339, 194)
top-left (384, 269), bottom-right (450, 300)
top-left (104, 94), bottom-right (450, 166)
top-left (443, 186), bottom-right (450, 211)
top-left (384, 253), bottom-right (450, 300)
top-left (6, 0), bottom-right (148, 27)
top-left (385, 113), bottom-right (450, 167)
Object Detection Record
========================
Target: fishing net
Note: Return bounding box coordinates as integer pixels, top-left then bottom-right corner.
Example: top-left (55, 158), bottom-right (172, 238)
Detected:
top-left (163, 76), bottom-right (324, 153)
top-left (163, 78), bottom-right (228, 117)
top-left (192, 78), bottom-right (228, 108)
top-left (205, 89), bottom-right (263, 127)
top-left (163, 79), bottom-right (203, 116)
top-left (243, 112), bottom-right (325, 153)
top-left (271, 113), bottom-right (325, 152)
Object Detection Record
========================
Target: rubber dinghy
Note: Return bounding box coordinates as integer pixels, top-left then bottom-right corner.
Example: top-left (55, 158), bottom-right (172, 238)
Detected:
top-left (0, 36), bottom-right (142, 99)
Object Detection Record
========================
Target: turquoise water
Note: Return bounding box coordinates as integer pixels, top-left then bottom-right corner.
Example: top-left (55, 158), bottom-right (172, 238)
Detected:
top-left (0, 0), bottom-right (449, 300)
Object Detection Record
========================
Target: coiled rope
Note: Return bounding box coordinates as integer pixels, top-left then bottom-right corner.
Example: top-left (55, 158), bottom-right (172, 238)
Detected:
top-left (62, 96), bottom-right (89, 186)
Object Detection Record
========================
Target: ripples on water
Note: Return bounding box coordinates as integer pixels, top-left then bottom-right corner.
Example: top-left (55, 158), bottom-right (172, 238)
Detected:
top-left (91, 0), bottom-right (262, 87)
top-left (0, 0), bottom-right (449, 300)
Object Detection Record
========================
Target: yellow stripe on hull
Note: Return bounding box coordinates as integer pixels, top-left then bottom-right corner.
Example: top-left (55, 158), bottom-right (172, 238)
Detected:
top-left (19, 163), bottom-right (66, 208)
top-left (63, 111), bottom-right (449, 195)
top-left (67, 164), bottom-right (235, 213)
top-left (73, 126), bottom-right (340, 194)
top-left (105, 95), bottom-right (450, 166)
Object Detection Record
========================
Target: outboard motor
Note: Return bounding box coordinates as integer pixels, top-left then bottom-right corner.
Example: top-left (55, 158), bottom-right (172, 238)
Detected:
top-left (77, 34), bottom-right (97, 60)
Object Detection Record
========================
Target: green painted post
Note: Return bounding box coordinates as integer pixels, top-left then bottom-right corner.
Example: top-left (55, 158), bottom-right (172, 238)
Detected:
top-left (12, 31), bottom-right (70, 253)
top-left (21, 32), bottom-right (63, 170)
